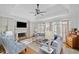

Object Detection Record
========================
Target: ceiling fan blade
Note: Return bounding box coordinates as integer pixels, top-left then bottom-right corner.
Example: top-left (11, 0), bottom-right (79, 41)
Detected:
top-left (29, 12), bottom-right (35, 14)
top-left (40, 11), bottom-right (46, 13)
top-left (40, 13), bottom-right (44, 16)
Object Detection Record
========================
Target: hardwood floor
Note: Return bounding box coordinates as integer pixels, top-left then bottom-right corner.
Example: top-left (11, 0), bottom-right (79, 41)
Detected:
top-left (19, 48), bottom-right (36, 54)
top-left (0, 42), bottom-right (79, 54)
top-left (0, 45), bottom-right (5, 53)
top-left (63, 42), bottom-right (79, 54)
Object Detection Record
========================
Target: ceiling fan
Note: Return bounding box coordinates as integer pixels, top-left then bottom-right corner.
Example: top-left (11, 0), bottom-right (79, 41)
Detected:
top-left (30, 4), bottom-right (46, 16)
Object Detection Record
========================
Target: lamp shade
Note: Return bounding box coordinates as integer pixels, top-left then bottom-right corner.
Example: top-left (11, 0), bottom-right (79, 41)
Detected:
top-left (45, 31), bottom-right (52, 40)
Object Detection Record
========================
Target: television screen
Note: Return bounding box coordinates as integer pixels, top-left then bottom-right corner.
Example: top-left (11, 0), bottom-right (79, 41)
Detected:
top-left (17, 22), bottom-right (27, 28)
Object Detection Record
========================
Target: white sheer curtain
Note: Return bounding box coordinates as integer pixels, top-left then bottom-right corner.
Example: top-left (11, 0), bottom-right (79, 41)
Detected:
top-left (51, 20), bottom-right (72, 42)
top-left (33, 20), bottom-right (72, 42)
top-left (34, 23), bottom-right (45, 33)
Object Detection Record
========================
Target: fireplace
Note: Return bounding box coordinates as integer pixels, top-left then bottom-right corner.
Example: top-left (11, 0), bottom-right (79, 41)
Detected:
top-left (18, 33), bottom-right (26, 37)
top-left (18, 33), bottom-right (26, 40)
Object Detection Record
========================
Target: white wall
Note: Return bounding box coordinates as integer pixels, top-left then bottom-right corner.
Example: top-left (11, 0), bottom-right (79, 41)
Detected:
top-left (0, 16), bottom-right (31, 38)
top-left (69, 14), bottom-right (79, 29)
top-left (29, 22), bottom-right (35, 37)
top-left (0, 18), bottom-right (1, 33)
top-left (0, 17), bottom-right (10, 32)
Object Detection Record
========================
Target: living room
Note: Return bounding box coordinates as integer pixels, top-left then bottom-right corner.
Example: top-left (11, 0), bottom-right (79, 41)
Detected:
top-left (0, 4), bottom-right (79, 54)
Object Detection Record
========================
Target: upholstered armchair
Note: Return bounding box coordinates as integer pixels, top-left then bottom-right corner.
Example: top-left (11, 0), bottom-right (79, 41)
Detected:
top-left (0, 31), bottom-right (27, 54)
top-left (51, 35), bottom-right (63, 54)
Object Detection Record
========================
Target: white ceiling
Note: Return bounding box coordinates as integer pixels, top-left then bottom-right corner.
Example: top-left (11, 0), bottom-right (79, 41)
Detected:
top-left (0, 4), bottom-right (79, 22)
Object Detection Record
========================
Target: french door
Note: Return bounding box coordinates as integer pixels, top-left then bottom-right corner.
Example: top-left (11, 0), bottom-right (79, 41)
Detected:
top-left (51, 20), bottom-right (72, 42)
top-left (33, 20), bottom-right (72, 42)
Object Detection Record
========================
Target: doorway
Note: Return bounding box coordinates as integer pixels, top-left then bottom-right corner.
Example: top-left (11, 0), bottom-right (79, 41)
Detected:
top-left (51, 20), bottom-right (72, 42)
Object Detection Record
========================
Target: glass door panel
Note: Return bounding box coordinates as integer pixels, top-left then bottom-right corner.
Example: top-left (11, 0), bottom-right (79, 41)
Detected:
top-left (51, 20), bottom-right (72, 42)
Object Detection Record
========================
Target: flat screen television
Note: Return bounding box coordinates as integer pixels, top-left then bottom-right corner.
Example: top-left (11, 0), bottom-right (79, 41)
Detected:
top-left (17, 22), bottom-right (27, 28)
